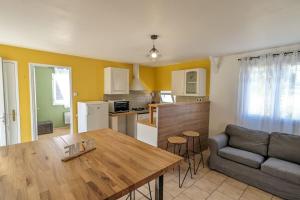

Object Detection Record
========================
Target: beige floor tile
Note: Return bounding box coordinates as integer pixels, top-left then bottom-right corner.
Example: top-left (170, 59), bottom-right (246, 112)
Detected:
top-left (202, 170), bottom-right (227, 185)
top-left (240, 186), bottom-right (272, 200)
top-left (183, 185), bottom-right (210, 200)
top-left (192, 167), bottom-right (211, 180)
top-left (136, 184), bottom-right (151, 196)
top-left (223, 177), bottom-right (248, 190)
top-left (217, 181), bottom-right (245, 199)
top-left (164, 180), bottom-right (184, 197)
top-left (151, 190), bottom-right (173, 200)
top-left (207, 191), bottom-right (233, 200)
top-left (173, 193), bottom-right (191, 200)
top-left (193, 177), bottom-right (219, 194)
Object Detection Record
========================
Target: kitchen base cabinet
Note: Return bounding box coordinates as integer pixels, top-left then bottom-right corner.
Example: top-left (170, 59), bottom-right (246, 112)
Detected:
top-left (109, 113), bottom-right (136, 137)
top-left (137, 122), bottom-right (158, 147)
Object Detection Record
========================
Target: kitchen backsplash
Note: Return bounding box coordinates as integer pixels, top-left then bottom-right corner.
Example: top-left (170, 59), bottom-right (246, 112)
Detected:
top-left (104, 91), bottom-right (153, 109)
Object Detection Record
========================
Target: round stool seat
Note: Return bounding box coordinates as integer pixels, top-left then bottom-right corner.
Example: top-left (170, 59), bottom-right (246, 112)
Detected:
top-left (182, 131), bottom-right (200, 137)
top-left (168, 136), bottom-right (187, 144)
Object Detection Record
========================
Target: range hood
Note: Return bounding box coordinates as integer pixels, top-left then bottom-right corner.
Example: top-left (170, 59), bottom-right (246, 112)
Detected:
top-left (130, 64), bottom-right (145, 91)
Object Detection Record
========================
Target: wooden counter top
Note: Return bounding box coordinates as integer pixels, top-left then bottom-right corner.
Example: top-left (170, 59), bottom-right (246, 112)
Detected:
top-left (137, 118), bottom-right (157, 128)
top-left (0, 129), bottom-right (182, 200)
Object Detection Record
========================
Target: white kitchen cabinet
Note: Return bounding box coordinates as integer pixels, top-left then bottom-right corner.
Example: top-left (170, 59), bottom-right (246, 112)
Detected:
top-left (171, 70), bottom-right (185, 96)
top-left (171, 68), bottom-right (206, 96)
top-left (104, 67), bottom-right (129, 94)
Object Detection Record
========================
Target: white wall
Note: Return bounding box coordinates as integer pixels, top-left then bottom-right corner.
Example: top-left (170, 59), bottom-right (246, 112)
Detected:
top-left (209, 44), bottom-right (300, 136)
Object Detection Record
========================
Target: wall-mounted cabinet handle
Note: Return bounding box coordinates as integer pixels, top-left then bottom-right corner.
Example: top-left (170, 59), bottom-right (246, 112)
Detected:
top-left (12, 110), bottom-right (16, 122)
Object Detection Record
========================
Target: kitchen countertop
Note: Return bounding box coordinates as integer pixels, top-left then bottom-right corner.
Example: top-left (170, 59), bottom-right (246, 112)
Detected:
top-left (109, 110), bottom-right (149, 116)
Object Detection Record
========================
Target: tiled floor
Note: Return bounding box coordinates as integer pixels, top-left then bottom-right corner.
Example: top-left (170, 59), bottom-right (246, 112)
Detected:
top-left (118, 151), bottom-right (283, 200)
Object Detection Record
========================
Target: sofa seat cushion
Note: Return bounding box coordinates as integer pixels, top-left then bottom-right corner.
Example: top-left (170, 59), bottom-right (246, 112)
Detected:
top-left (261, 157), bottom-right (300, 185)
top-left (225, 124), bottom-right (269, 156)
top-left (218, 147), bottom-right (265, 169)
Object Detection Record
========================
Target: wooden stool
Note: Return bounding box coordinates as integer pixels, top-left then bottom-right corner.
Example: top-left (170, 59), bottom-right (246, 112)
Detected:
top-left (166, 136), bottom-right (192, 188)
top-left (182, 131), bottom-right (205, 174)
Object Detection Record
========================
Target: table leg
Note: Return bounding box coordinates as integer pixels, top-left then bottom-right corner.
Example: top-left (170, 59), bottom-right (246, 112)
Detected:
top-left (155, 175), bottom-right (164, 200)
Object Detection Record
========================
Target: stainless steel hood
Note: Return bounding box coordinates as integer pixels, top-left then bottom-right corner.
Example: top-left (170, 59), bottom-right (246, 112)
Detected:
top-left (130, 64), bottom-right (145, 91)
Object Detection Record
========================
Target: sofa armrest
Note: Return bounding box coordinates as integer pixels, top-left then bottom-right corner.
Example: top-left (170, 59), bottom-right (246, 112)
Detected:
top-left (208, 132), bottom-right (228, 153)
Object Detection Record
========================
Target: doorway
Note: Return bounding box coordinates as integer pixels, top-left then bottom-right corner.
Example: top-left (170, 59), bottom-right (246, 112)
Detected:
top-left (29, 63), bottom-right (73, 140)
top-left (0, 58), bottom-right (21, 146)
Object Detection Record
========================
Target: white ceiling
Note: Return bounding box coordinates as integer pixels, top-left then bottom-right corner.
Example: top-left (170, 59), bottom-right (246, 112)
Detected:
top-left (1, 0), bottom-right (300, 66)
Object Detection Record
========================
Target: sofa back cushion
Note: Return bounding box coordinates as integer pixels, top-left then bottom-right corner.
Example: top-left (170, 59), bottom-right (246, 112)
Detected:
top-left (268, 132), bottom-right (300, 164)
top-left (225, 124), bottom-right (270, 156)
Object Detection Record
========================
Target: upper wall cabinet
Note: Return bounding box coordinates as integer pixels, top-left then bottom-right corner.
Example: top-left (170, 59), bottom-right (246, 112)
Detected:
top-left (172, 70), bottom-right (185, 96)
top-left (104, 67), bottom-right (129, 94)
top-left (171, 68), bottom-right (206, 96)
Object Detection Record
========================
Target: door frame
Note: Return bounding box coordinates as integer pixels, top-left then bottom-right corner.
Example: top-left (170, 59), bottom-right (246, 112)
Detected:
top-left (29, 63), bottom-right (73, 141)
top-left (2, 60), bottom-right (21, 144)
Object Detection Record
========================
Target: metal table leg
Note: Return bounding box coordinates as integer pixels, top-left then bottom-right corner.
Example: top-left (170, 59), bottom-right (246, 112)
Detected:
top-left (155, 175), bottom-right (164, 200)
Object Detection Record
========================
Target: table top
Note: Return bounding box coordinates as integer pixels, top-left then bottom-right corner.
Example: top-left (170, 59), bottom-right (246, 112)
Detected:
top-left (0, 128), bottom-right (182, 200)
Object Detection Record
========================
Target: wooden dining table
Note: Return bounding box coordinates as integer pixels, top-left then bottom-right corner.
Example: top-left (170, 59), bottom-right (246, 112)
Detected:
top-left (0, 128), bottom-right (182, 200)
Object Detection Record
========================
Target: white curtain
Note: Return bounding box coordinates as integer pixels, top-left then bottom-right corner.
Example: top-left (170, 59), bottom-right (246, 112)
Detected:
top-left (53, 68), bottom-right (70, 108)
top-left (237, 51), bottom-right (300, 135)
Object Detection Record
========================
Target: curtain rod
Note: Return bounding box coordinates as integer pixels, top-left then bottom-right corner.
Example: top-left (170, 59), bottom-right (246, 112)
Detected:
top-left (237, 50), bottom-right (300, 61)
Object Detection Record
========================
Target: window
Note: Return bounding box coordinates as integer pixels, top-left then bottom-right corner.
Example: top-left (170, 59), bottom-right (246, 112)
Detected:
top-left (160, 91), bottom-right (175, 103)
top-left (52, 68), bottom-right (70, 108)
top-left (237, 52), bottom-right (300, 134)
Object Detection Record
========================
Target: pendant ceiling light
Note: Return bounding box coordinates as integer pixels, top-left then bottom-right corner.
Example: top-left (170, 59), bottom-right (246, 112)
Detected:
top-left (148, 34), bottom-right (160, 61)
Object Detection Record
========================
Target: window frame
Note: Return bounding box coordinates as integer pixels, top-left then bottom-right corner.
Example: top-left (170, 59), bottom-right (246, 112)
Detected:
top-left (160, 90), bottom-right (176, 103)
top-left (52, 73), bottom-right (65, 106)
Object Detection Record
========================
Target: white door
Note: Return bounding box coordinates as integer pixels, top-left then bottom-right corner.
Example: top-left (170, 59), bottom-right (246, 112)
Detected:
top-left (0, 60), bottom-right (20, 146)
top-left (0, 58), bottom-right (7, 146)
top-left (3, 60), bottom-right (20, 145)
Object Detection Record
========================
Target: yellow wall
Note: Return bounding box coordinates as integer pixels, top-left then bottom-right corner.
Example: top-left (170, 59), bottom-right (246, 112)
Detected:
top-left (0, 44), bottom-right (155, 142)
top-left (139, 65), bottom-right (156, 91)
top-left (154, 59), bottom-right (211, 95)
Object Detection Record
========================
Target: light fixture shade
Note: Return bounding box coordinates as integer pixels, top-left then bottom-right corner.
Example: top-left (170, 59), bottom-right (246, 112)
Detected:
top-left (149, 46), bottom-right (160, 60)
top-left (147, 34), bottom-right (161, 61)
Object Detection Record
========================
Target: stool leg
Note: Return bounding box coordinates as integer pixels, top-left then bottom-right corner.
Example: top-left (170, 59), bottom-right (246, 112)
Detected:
top-left (178, 162), bottom-right (181, 188)
top-left (173, 144), bottom-right (176, 154)
top-left (173, 144), bottom-right (178, 172)
top-left (166, 142), bottom-right (169, 151)
top-left (179, 142), bottom-right (193, 188)
top-left (178, 144), bottom-right (182, 156)
top-left (148, 182), bottom-right (152, 200)
top-left (187, 143), bottom-right (193, 179)
top-left (193, 137), bottom-right (196, 174)
top-left (195, 136), bottom-right (205, 174)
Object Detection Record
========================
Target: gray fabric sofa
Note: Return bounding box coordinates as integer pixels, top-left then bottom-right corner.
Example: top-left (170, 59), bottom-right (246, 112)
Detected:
top-left (208, 124), bottom-right (300, 200)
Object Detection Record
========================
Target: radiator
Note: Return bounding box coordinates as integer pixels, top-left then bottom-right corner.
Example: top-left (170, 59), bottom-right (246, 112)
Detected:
top-left (64, 112), bottom-right (71, 125)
